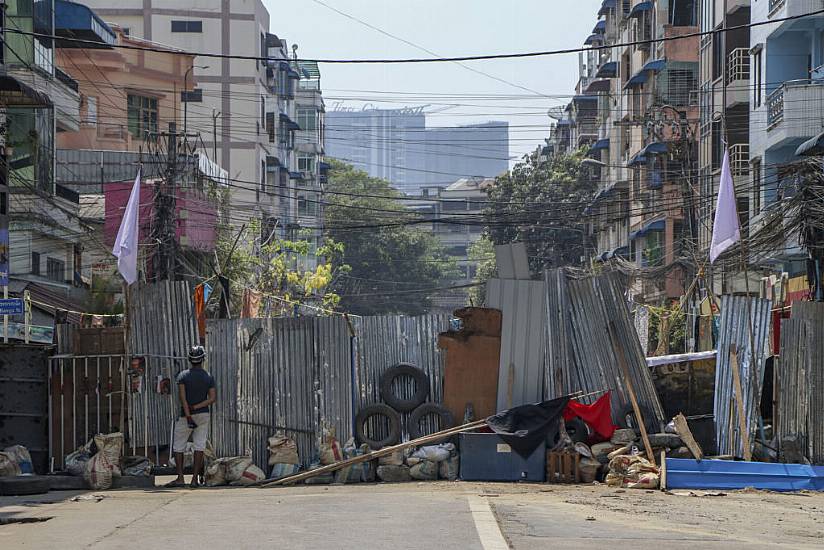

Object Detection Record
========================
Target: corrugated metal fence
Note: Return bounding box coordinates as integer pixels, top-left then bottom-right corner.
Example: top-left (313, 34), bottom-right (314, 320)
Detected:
top-left (713, 295), bottom-right (772, 457)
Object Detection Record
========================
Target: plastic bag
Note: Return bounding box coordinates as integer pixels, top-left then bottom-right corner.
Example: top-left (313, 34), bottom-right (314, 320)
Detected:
top-left (93, 433), bottom-right (124, 477)
top-left (438, 454), bottom-right (460, 481)
top-left (269, 463), bottom-right (301, 480)
top-left (267, 435), bottom-right (300, 466)
top-left (0, 452), bottom-right (21, 477)
top-left (410, 444), bottom-right (454, 463)
top-left (65, 448), bottom-right (91, 476)
top-left (3, 445), bottom-right (33, 474)
top-left (84, 453), bottom-right (114, 490)
top-left (122, 456), bottom-right (153, 477)
top-left (230, 464), bottom-right (266, 486)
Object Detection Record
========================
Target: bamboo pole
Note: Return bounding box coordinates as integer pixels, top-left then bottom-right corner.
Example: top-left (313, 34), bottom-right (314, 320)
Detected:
top-left (729, 344), bottom-right (752, 461)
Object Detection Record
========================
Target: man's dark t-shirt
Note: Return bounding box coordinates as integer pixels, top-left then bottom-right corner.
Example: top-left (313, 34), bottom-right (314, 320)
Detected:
top-left (176, 368), bottom-right (215, 415)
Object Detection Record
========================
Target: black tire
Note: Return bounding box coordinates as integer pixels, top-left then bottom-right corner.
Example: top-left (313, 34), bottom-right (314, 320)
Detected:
top-left (355, 403), bottom-right (402, 449)
top-left (0, 477), bottom-right (50, 496)
top-left (407, 403), bottom-right (454, 440)
top-left (616, 403), bottom-right (658, 435)
top-left (552, 416), bottom-right (590, 446)
top-left (379, 363), bottom-right (430, 413)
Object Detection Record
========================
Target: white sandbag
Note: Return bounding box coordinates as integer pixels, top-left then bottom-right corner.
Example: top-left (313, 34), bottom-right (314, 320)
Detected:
top-left (230, 464), bottom-right (266, 486)
top-left (378, 450), bottom-right (404, 466)
top-left (0, 452), bottom-right (21, 477)
top-left (409, 460), bottom-right (439, 480)
top-left (377, 464), bottom-right (411, 482)
top-left (84, 453), bottom-right (114, 490)
top-left (93, 433), bottom-right (123, 477)
top-left (269, 463), bottom-right (300, 480)
top-left (319, 428), bottom-right (343, 465)
top-left (267, 435), bottom-right (299, 466)
top-left (410, 444), bottom-right (454, 463)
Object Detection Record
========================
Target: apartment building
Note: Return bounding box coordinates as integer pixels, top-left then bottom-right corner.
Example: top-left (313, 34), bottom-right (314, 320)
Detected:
top-left (81, 0), bottom-right (290, 224)
top-left (293, 60), bottom-right (326, 248)
top-left (577, 0), bottom-right (699, 305)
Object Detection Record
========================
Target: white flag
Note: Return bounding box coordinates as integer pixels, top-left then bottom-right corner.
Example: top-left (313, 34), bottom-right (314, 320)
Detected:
top-left (112, 170), bottom-right (141, 284)
top-left (709, 149), bottom-right (741, 263)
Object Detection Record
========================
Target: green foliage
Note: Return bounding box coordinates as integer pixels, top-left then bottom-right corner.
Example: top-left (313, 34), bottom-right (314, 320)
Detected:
top-left (324, 160), bottom-right (456, 315)
top-left (648, 302), bottom-right (686, 356)
top-left (216, 218), bottom-right (345, 315)
top-left (484, 148), bottom-right (594, 273)
top-left (468, 236), bottom-right (496, 306)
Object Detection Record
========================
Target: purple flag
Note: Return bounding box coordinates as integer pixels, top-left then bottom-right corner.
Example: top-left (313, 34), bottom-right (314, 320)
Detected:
top-left (710, 149), bottom-right (741, 263)
top-left (112, 170), bottom-right (141, 284)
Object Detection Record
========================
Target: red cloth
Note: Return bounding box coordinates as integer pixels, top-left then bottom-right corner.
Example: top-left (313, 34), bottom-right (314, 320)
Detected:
top-left (194, 284), bottom-right (206, 339)
top-left (563, 392), bottom-right (617, 440)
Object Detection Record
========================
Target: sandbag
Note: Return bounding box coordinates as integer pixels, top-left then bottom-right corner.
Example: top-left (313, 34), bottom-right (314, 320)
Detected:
top-left (605, 454), bottom-right (659, 489)
top-left (378, 450), bottom-right (404, 466)
top-left (0, 452), bottom-right (21, 477)
top-left (65, 448), bottom-right (91, 476)
top-left (270, 463), bottom-right (301, 480)
top-left (410, 443), bottom-right (454, 463)
top-left (205, 456), bottom-right (253, 487)
top-left (377, 464), bottom-right (411, 482)
top-left (122, 456), bottom-right (153, 477)
top-left (93, 433), bottom-right (124, 477)
top-left (319, 429), bottom-right (343, 465)
top-left (267, 435), bottom-right (299, 466)
top-left (230, 464), bottom-right (266, 486)
top-left (84, 453), bottom-right (114, 490)
top-left (409, 460), bottom-right (438, 480)
top-left (610, 428), bottom-right (637, 446)
top-left (3, 445), bottom-right (33, 474)
top-left (438, 454), bottom-right (460, 481)
top-left (579, 457), bottom-right (601, 483)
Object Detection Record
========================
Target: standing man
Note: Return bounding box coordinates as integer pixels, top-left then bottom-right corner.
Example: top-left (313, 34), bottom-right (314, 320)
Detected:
top-left (166, 345), bottom-right (216, 488)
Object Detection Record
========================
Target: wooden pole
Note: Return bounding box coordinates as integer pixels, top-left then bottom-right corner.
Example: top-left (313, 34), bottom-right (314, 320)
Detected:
top-left (609, 321), bottom-right (656, 465)
top-left (729, 344), bottom-right (752, 461)
top-left (261, 420), bottom-right (488, 487)
top-left (673, 413), bottom-right (704, 461)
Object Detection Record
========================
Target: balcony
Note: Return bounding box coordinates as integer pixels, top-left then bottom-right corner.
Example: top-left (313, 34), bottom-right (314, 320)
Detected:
top-left (729, 144), bottom-right (749, 177)
top-left (766, 80), bottom-right (824, 150)
top-left (768, 0), bottom-right (824, 23)
top-left (725, 48), bottom-right (750, 108)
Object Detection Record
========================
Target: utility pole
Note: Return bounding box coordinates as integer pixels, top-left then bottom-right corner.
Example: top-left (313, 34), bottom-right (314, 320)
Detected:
top-left (155, 122), bottom-right (178, 281)
top-left (212, 110), bottom-right (220, 162)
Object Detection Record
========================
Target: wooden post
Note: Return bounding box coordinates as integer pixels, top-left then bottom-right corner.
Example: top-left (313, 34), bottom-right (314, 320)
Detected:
top-left (729, 344), bottom-right (752, 461)
top-left (23, 289), bottom-right (30, 343)
top-left (609, 322), bottom-right (656, 465)
top-left (673, 413), bottom-right (704, 461)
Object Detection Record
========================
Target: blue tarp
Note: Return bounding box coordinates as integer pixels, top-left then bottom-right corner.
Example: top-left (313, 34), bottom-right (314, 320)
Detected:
top-left (666, 458), bottom-right (824, 492)
top-left (53, 0), bottom-right (116, 48)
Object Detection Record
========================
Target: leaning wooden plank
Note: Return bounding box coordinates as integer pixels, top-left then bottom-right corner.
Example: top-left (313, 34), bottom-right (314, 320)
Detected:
top-left (260, 420), bottom-right (488, 487)
top-left (673, 413), bottom-right (703, 461)
top-left (729, 345), bottom-right (753, 461)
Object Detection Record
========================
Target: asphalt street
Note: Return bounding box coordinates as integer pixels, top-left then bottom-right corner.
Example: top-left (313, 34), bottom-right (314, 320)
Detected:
top-left (1, 481), bottom-right (823, 549)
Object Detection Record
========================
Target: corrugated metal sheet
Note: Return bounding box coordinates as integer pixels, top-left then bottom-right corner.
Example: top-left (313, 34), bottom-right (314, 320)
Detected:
top-left (777, 317), bottom-right (824, 464)
top-left (713, 295), bottom-right (772, 458)
top-left (793, 301), bottom-right (824, 322)
top-left (666, 457), bottom-right (824, 491)
top-left (544, 269), bottom-right (665, 426)
top-left (486, 279), bottom-right (547, 411)
top-left (127, 281), bottom-right (198, 454)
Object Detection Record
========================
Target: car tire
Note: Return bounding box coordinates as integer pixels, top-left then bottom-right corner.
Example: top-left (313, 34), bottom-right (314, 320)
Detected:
top-left (616, 403), bottom-right (658, 435)
top-left (355, 403), bottom-right (402, 449)
top-left (552, 416), bottom-right (590, 446)
top-left (379, 363), bottom-right (430, 413)
top-left (0, 477), bottom-right (50, 496)
top-left (407, 403), bottom-right (454, 440)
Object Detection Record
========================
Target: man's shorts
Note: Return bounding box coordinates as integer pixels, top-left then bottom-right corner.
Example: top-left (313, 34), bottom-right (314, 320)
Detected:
top-left (172, 413), bottom-right (210, 453)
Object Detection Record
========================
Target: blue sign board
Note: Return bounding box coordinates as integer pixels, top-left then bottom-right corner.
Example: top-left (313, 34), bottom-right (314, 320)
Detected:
top-left (0, 299), bottom-right (24, 315)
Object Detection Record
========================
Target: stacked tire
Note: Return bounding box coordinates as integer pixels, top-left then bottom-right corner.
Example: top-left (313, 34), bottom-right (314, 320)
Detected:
top-left (354, 363), bottom-right (454, 449)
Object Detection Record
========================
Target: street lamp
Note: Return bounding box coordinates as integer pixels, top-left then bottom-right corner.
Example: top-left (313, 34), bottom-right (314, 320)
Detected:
top-left (184, 64), bottom-right (209, 140)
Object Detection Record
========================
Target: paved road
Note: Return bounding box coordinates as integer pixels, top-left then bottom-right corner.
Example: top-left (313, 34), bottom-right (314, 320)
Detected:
top-left (1, 481), bottom-right (822, 549)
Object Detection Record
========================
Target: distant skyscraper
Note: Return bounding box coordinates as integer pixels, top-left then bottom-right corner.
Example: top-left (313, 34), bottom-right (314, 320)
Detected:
top-left (326, 107), bottom-right (509, 194)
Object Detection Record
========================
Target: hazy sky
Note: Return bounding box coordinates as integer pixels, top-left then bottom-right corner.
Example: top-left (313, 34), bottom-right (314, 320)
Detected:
top-left (263, 0), bottom-right (603, 162)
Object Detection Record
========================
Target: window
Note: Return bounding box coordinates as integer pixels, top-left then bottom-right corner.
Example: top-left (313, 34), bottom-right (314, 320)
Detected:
top-left (260, 95), bottom-right (265, 128)
top-left (297, 108), bottom-right (317, 131)
top-left (265, 112), bottom-right (276, 143)
top-left (712, 30), bottom-right (723, 81)
top-left (298, 155), bottom-right (315, 173)
top-left (122, 28), bottom-right (130, 36)
top-left (259, 32), bottom-right (265, 71)
top-left (31, 252), bottom-right (40, 276)
top-left (669, 0), bottom-right (697, 26)
top-left (46, 257), bottom-right (64, 282)
top-left (127, 94), bottom-right (158, 139)
top-left (181, 89), bottom-right (202, 103)
top-left (84, 96), bottom-right (97, 125)
top-left (753, 49), bottom-right (763, 107)
top-left (171, 20), bottom-right (202, 33)
top-left (752, 158), bottom-right (762, 214)
top-left (0, 192), bottom-right (6, 215)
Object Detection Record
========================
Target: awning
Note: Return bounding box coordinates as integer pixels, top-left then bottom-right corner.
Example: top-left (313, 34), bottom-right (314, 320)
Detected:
top-left (287, 67), bottom-right (301, 79)
top-left (556, 119), bottom-right (571, 126)
top-left (593, 20), bottom-right (606, 34)
top-left (52, 0), bottom-right (116, 48)
top-left (318, 161), bottom-right (331, 171)
top-left (596, 251), bottom-right (609, 262)
top-left (642, 58), bottom-right (667, 72)
top-left (279, 113), bottom-right (301, 131)
top-left (572, 94), bottom-right (598, 104)
top-left (641, 141), bottom-right (668, 156)
top-left (598, 0), bottom-right (617, 16)
top-left (595, 61), bottom-right (618, 78)
top-left (585, 34), bottom-right (605, 46)
top-left (627, 151), bottom-right (647, 167)
top-left (289, 171), bottom-right (304, 180)
top-left (591, 138), bottom-right (610, 152)
top-left (632, 219), bottom-right (666, 239)
top-left (796, 130), bottom-right (824, 156)
top-left (624, 70), bottom-right (648, 88)
top-left (585, 78), bottom-right (612, 93)
top-left (0, 75), bottom-right (52, 106)
top-left (266, 155), bottom-right (281, 170)
top-left (629, 1), bottom-right (653, 18)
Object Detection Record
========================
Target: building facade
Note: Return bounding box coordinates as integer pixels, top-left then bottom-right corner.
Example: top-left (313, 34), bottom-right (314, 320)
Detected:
top-left (325, 107), bottom-right (508, 195)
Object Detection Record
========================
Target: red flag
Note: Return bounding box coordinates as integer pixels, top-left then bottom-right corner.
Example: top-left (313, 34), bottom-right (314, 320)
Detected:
top-left (563, 392), bottom-right (617, 440)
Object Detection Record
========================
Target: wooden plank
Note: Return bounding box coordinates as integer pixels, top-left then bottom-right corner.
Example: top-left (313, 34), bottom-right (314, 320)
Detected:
top-left (609, 322), bottom-right (656, 465)
top-left (673, 413), bottom-right (704, 461)
top-left (729, 345), bottom-right (753, 461)
top-left (660, 450), bottom-right (667, 491)
top-left (261, 420), bottom-right (488, 487)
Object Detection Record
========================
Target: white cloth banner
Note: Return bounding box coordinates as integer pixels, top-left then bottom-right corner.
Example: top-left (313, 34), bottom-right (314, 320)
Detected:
top-left (112, 170), bottom-right (141, 285)
top-left (709, 149), bottom-right (741, 263)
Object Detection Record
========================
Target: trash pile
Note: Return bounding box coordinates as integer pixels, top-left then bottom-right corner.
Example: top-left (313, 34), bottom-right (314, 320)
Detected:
top-left (376, 443), bottom-right (459, 482)
top-left (0, 445), bottom-right (34, 476)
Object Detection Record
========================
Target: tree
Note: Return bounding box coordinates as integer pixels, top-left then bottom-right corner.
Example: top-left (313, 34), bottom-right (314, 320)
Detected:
top-left (324, 160), bottom-right (456, 315)
top-left (468, 236), bottom-right (496, 306)
top-left (215, 218), bottom-right (345, 316)
top-left (484, 148), bottom-right (594, 274)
